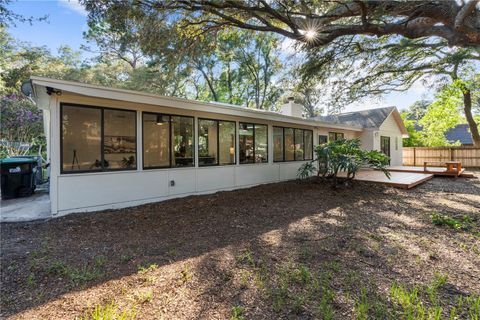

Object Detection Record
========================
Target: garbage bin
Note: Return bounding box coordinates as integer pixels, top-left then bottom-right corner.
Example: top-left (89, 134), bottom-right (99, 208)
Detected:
top-left (10, 155), bottom-right (43, 185)
top-left (0, 158), bottom-right (37, 199)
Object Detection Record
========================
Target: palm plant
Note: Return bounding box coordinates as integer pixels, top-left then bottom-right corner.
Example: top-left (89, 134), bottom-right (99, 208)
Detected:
top-left (297, 138), bottom-right (390, 187)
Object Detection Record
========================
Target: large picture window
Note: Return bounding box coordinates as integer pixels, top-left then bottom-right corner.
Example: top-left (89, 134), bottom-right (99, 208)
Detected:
top-left (143, 113), bottom-right (194, 168)
top-left (198, 119), bottom-right (236, 166)
top-left (273, 126), bottom-right (313, 162)
top-left (239, 122), bottom-right (268, 164)
top-left (61, 104), bottom-right (137, 173)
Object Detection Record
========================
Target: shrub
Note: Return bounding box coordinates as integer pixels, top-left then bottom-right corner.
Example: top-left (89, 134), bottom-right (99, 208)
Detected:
top-left (297, 138), bottom-right (390, 187)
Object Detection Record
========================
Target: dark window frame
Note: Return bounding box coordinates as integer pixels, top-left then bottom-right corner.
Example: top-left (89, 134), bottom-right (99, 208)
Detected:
top-left (142, 112), bottom-right (195, 170)
top-left (60, 103), bottom-right (137, 174)
top-left (318, 135), bottom-right (328, 144)
top-left (239, 122), bottom-right (269, 164)
top-left (328, 132), bottom-right (345, 142)
top-left (273, 126), bottom-right (314, 162)
top-left (273, 126), bottom-right (285, 162)
top-left (198, 117), bottom-right (237, 167)
top-left (304, 129), bottom-right (314, 161)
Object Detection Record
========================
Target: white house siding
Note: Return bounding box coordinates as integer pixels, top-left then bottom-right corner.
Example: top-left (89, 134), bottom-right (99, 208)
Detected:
top-left (378, 113), bottom-right (404, 166)
top-left (48, 93), bottom-right (326, 216)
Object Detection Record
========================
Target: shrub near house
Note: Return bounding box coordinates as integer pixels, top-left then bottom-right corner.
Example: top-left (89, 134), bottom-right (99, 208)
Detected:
top-left (298, 139), bottom-right (390, 187)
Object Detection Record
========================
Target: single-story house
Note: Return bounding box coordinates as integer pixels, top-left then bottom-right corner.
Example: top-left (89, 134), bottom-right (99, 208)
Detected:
top-left (30, 77), bottom-right (408, 216)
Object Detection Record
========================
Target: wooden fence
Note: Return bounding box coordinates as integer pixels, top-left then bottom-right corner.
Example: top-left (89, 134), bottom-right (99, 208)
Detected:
top-left (403, 147), bottom-right (480, 168)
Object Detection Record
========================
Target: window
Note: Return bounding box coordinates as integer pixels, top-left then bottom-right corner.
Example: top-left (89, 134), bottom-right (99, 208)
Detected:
top-left (239, 123), bottom-right (268, 164)
top-left (329, 132), bottom-right (345, 141)
top-left (254, 124), bottom-right (268, 163)
top-left (143, 113), bottom-right (169, 168)
top-left (318, 135), bottom-right (328, 144)
top-left (171, 116), bottom-right (194, 167)
top-left (61, 104), bottom-right (136, 173)
top-left (142, 113), bottom-right (194, 168)
top-left (273, 127), bottom-right (284, 162)
top-left (284, 128), bottom-right (295, 161)
top-left (273, 126), bottom-right (313, 162)
top-left (381, 136), bottom-right (391, 157)
top-left (295, 129), bottom-right (304, 161)
top-left (219, 121), bottom-right (236, 165)
top-left (198, 119), bottom-right (236, 166)
top-left (104, 109), bottom-right (137, 170)
top-left (395, 137), bottom-right (399, 151)
top-left (304, 130), bottom-right (313, 160)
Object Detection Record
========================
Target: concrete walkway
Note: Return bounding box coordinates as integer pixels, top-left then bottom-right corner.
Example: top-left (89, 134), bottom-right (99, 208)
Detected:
top-left (1, 191), bottom-right (51, 223)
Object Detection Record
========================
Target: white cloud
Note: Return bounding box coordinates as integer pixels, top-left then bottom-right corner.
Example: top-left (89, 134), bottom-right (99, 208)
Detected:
top-left (58, 0), bottom-right (87, 16)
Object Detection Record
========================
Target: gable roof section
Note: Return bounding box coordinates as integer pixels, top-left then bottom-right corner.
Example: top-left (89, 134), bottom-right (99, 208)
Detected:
top-left (312, 106), bottom-right (409, 137)
top-left (445, 124), bottom-right (473, 145)
top-left (30, 76), bottom-right (362, 132)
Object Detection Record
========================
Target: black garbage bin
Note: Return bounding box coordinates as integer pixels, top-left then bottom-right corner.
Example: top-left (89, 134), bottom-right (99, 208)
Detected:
top-left (0, 158), bottom-right (37, 199)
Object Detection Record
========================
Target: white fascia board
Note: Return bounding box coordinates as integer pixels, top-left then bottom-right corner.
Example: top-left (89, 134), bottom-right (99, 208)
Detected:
top-left (30, 76), bottom-right (362, 132)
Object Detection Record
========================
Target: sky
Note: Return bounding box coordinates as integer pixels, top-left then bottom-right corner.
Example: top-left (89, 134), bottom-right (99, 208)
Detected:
top-left (6, 0), bottom-right (433, 113)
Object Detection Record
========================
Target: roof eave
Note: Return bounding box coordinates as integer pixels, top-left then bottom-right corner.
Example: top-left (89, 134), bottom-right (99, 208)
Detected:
top-left (30, 76), bottom-right (363, 131)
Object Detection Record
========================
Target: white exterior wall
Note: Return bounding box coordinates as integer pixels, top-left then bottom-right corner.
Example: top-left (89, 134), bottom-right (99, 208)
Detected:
top-left (358, 114), bottom-right (404, 166)
top-left (378, 113), bottom-right (404, 166)
top-left (48, 93), bottom-right (330, 216)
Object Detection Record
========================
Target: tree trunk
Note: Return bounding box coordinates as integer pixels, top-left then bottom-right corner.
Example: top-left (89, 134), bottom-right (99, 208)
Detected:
top-left (463, 89), bottom-right (480, 147)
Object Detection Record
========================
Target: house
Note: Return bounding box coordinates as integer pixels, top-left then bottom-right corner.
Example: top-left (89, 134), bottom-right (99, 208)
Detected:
top-left (30, 77), bottom-right (408, 217)
top-left (445, 124), bottom-right (474, 146)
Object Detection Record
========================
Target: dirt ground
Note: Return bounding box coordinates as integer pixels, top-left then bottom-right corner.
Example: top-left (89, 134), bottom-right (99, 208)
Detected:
top-left (1, 173), bottom-right (479, 319)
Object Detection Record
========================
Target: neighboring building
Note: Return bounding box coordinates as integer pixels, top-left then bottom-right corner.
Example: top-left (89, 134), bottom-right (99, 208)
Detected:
top-left (30, 77), bottom-right (408, 217)
top-left (445, 124), bottom-right (474, 145)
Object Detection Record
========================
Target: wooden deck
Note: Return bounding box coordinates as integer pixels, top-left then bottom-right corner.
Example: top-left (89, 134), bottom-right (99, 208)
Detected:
top-left (387, 166), bottom-right (472, 177)
top-left (338, 169), bottom-right (434, 189)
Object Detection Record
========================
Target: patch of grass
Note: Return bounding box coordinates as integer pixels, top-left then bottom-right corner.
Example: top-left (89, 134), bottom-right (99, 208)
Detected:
top-left (355, 287), bottom-right (369, 320)
top-left (121, 255), bottom-right (133, 264)
top-left (426, 272), bottom-right (448, 304)
top-left (26, 273), bottom-right (35, 286)
top-left (47, 260), bottom-right (102, 287)
top-left (137, 263), bottom-right (158, 274)
top-left (135, 290), bottom-right (153, 304)
top-left (317, 283), bottom-right (335, 320)
top-left (179, 264), bottom-right (192, 283)
top-left (94, 256), bottom-right (108, 267)
top-left (390, 283), bottom-right (426, 319)
top-left (236, 249), bottom-right (255, 267)
top-left (430, 211), bottom-right (478, 236)
top-left (81, 301), bottom-right (137, 320)
top-left (431, 211), bottom-right (462, 229)
top-left (292, 293), bottom-right (306, 314)
top-left (230, 305), bottom-right (245, 320)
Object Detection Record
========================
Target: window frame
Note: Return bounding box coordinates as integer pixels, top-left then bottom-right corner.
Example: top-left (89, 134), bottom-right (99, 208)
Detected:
top-left (60, 103), bottom-right (137, 174)
top-left (239, 122), bottom-right (268, 164)
top-left (142, 111), bottom-right (195, 170)
top-left (273, 126), bottom-right (314, 162)
top-left (328, 132), bottom-right (345, 142)
top-left (198, 117), bottom-right (237, 167)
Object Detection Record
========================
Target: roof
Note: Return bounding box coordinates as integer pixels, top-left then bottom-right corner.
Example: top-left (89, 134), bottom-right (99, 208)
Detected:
top-left (445, 124), bottom-right (473, 145)
top-left (29, 76), bottom-right (362, 132)
top-left (312, 106), bottom-right (408, 136)
top-left (312, 106), bottom-right (396, 128)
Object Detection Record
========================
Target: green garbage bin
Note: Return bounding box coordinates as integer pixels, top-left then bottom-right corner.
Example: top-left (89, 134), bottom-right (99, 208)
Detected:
top-left (0, 158), bottom-right (37, 199)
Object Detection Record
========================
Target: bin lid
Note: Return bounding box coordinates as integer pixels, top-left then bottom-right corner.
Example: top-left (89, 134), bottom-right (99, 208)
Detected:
top-left (0, 158), bottom-right (37, 164)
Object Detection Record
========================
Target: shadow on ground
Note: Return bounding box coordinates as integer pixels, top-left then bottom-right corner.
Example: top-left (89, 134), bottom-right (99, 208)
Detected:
top-left (1, 175), bottom-right (479, 319)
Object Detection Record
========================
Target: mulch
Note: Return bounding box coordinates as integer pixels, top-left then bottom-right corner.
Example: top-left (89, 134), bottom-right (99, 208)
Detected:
top-left (1, 173), bottom-right (479, 319)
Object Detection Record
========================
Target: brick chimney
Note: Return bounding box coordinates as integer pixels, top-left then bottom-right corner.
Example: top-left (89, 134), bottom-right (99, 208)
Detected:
top-left (280, 97), bottom-right (303, 118)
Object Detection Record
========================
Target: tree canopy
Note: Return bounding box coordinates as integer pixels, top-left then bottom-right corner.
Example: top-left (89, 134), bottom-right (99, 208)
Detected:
top-left (83, 1), bottom-right (480, 47)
